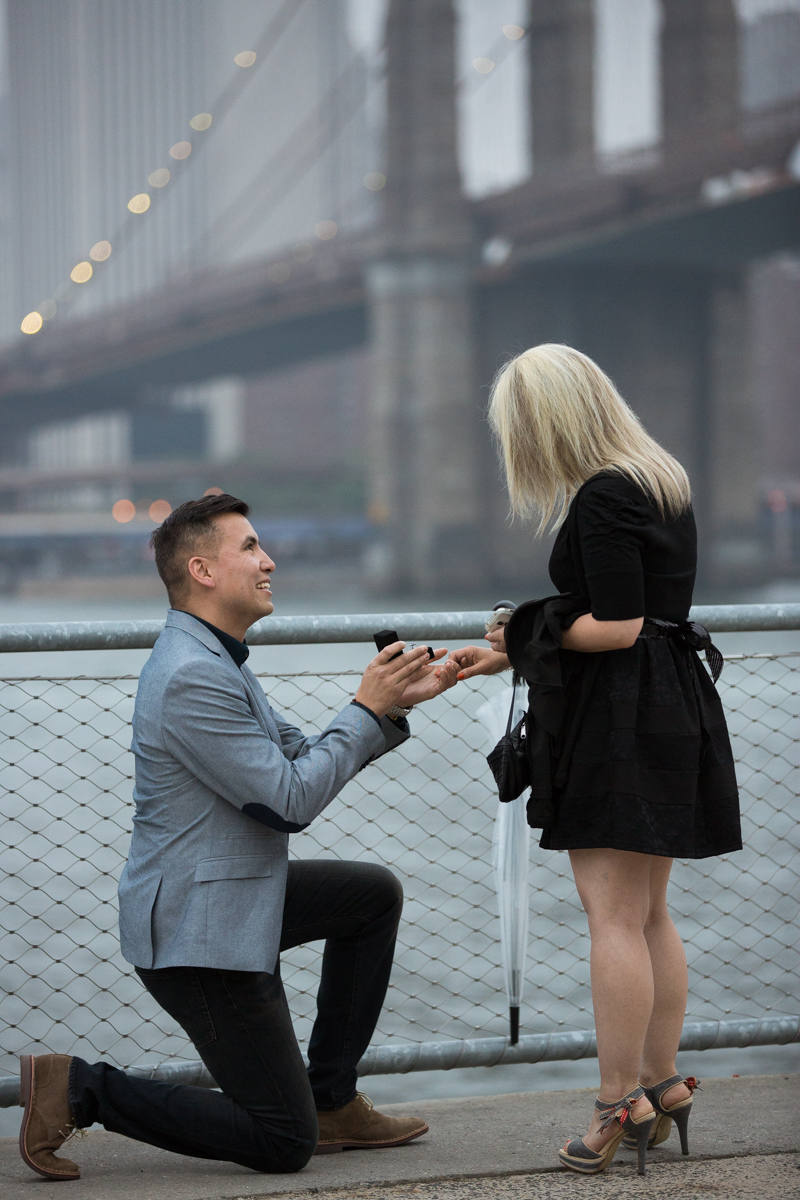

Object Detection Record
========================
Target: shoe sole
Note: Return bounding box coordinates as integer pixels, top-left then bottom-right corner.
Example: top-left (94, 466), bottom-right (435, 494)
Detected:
top-left (560, 1119), bottom-right (653, 1176)
top-left (18, 1055), bottom-right (81, 1181)
top-left (315, 1123), bottom-right (429, 1154)
top-left (558, 1145), bottom-right (615, 1175)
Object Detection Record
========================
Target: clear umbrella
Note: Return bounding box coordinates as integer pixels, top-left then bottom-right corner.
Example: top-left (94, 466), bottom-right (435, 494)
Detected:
top-left (477, 678), bottom-right (530, 1044)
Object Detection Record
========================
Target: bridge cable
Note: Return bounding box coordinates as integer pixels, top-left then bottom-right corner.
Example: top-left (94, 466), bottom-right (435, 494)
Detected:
top-left (194, 18), bottom-right (533, 265)
top-left (22, 0), bottom-right (308, 332)
top-left (200, 55), bottom-right (383, 263)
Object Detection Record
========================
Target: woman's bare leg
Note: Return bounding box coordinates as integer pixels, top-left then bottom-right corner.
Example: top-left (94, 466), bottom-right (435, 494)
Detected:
top-left (568, 848), bottom-right (655, 1149)
top-left (639, 855), bottom-right (692, 1108)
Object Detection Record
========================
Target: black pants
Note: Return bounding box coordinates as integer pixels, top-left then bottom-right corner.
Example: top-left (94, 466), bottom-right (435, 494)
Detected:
top-left (69, 860), bottom-right (403, 1174)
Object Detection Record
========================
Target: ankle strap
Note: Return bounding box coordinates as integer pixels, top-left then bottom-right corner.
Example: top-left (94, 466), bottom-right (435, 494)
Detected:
top-left (594, 1085), bottom-right (647, 1130)
top-left (647, 1075), bottom-right (701, 1105)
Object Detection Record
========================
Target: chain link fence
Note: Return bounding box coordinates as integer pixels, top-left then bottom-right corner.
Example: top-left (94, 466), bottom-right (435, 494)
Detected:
top-left (0, 645), bottom-right (798, 1098)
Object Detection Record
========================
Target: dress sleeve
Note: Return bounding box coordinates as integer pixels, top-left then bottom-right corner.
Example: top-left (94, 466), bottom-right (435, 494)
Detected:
top-left (575, 482), bottom-right (650, 620)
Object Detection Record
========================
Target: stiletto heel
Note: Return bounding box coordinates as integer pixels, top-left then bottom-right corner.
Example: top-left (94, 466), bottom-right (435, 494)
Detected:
top-left (623, 1074), bottom-right (700, 1153)
top-left (669, 1092), bottom-right (692, 1154)
top-left (558, 1085), bottom-right (656, 1176)
top-left (631, 1100), bottom-right (652, 1175)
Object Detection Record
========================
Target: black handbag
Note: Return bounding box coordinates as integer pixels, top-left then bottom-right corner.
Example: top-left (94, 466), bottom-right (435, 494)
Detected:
top-left (486, 673), bottom-right (531, 804)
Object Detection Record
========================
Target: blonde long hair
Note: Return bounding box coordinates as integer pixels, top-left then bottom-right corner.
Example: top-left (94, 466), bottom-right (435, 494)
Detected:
top-left (488, 344), bottom-right (691, 535)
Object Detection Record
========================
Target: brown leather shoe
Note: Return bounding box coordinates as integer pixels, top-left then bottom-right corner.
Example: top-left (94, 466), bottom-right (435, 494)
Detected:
top-left (19, 1054), bottom-right (84, 1180)
top-left (315, 1092), bottom-right (428, 1154)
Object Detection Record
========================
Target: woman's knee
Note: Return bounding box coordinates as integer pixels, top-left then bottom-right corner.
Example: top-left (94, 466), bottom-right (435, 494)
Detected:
top-left (585, 906), bottom-right (648, 939)
top-left (581, 886), bottom-right (650, 935)
top-left (643, 900), bottom-right (673, 935)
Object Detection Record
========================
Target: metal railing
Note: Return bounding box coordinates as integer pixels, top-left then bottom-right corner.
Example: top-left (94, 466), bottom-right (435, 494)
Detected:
top-left (0, 603), bottom-right (798, 1106)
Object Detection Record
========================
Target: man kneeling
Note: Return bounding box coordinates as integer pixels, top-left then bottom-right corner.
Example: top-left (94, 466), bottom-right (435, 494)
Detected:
top-left (20, 494), bottom-right (457, 1180)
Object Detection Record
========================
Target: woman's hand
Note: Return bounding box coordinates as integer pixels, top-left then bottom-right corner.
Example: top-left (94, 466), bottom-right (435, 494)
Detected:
top-left (485, 625), bottom-right (508, 656)
top-left (449, 640), bottom-right (511, 680)
top-left (397, 648), bottom-right (459, 707)
top-left (355, 643), bottom-right (433, 717)
top-left (561, 613), bottom-right (643, 652)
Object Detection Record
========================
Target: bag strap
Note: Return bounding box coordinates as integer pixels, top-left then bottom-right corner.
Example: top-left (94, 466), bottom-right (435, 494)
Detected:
top-left (504, 671), bottom-right (521, 736)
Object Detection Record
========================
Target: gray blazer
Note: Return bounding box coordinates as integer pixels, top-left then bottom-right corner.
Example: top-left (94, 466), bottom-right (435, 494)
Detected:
top-left (118, 609), bottom-right (409, 972)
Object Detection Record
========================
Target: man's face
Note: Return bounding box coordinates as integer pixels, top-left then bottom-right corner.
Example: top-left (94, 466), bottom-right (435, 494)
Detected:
top-left (194, 512), bottom-right (275, 626)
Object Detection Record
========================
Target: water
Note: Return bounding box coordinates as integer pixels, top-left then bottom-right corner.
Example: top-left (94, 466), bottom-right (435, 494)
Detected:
top-left (0, 580), bottom-right (798, 1138)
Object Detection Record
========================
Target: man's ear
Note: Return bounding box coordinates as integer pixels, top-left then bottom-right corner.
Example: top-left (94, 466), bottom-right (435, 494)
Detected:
top-left (187, 556), bottom-right (215, 590)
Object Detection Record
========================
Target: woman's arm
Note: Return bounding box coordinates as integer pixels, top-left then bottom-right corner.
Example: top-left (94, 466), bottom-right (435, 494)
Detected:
top-left (561, 613), bottom-right (643, 652)
top-left (449, 610), bottom-right (643, 677)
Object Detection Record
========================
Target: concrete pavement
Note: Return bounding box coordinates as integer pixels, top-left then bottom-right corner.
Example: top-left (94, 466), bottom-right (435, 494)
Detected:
top-left (1, 1074), bottom-right (797, 1200)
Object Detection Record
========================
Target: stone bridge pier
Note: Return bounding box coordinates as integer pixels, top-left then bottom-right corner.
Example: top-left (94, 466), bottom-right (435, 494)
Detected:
top-left (364, 0), bottom-right (484, 594)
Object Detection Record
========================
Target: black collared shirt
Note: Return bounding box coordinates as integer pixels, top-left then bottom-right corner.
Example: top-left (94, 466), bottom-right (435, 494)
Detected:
top-left (177, 611), bottom-right (250, 668)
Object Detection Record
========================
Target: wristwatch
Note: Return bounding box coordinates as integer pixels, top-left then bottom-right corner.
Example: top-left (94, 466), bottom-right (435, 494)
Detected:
top-left (387, 704), bottom-right (413, 720)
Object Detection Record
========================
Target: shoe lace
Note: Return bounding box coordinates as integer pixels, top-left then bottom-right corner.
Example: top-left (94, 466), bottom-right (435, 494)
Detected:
top-left (597, 1093), bottom-right (647, 1132)
top-left (356, 1092), bottom-right (374, 1111)
top-left (58, 1125), bottom-right (88, 1144)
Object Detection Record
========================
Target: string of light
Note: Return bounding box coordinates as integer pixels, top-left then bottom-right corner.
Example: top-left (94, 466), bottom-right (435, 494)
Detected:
top-left (20, 10), bottom-right (529, 338)
top-left (199, 55), bottom-right (385, 265)
top-left (192, 20), bottom-right (530, 273)
top-left (20, 0), bottom-right (307, 336)
top-left (467, 22), bottom-right (526, 83)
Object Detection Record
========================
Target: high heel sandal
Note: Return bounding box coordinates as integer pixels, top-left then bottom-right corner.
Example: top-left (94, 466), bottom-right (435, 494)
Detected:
top-left (558, 1085), bottom-right (656, 1176)
top-left (622, 1074), bottom-right (700, 1154)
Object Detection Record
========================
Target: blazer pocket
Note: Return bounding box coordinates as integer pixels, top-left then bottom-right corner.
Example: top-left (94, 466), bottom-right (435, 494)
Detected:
top-left (194, 855), bottom-right (273, 882)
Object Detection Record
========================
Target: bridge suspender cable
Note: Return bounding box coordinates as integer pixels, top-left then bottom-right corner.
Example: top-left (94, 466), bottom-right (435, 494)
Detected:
top-left (192, 19), bottom-right (534, 265)
top-left (19, 0), bottom-right (309, 335)
top-left (198, 56), bottom-right (384, 262)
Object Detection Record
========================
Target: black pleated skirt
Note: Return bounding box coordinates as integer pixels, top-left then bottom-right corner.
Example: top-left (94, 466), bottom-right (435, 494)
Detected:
top-left (540, 638), bottom-right (742, 859)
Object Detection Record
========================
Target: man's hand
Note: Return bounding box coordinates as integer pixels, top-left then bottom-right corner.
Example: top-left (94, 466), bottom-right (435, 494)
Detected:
top-left (354, 643), bottom-right (433, 718)
top-left (397, 648), bottom-right (459, 707)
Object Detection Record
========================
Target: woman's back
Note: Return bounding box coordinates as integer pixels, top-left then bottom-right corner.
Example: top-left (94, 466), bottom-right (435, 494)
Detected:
top-left (549, 472), bottom-right (696, 623)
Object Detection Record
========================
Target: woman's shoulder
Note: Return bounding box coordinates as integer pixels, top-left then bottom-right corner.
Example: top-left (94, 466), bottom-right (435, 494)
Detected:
top-left (574, 472), bottom-right (695, 540)
top-left (574, 471), bottom-right (656, 522)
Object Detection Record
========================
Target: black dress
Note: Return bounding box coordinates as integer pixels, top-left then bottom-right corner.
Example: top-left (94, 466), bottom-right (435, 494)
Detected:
top-left (539, 471), bottom-right (742, 859)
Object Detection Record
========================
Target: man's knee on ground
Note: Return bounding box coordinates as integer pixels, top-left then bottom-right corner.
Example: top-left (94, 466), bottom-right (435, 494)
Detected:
top-left (271, 1138), bottom-right (316, 1174)
top-left (243, 1094), bottom-right (319, 1175)
top-left (252, 1122), bottom-right (317, 1174)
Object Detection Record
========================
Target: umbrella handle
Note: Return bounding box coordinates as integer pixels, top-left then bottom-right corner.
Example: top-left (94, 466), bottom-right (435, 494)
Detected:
top-left (509, 1006), bottom-right (520, 1045)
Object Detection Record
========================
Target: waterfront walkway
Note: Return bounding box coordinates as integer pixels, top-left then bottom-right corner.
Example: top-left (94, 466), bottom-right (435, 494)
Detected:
top-left (1, 1074), bottom-right (797, 1200)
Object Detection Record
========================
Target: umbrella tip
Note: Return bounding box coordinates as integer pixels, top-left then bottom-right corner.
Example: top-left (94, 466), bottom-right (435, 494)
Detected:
top-left (509, 1006), bottom-right (520, 1045)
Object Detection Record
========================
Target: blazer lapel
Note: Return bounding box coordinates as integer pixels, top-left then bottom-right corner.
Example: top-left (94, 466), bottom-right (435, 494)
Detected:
top-left (240, 664), bottom-right (281, 741)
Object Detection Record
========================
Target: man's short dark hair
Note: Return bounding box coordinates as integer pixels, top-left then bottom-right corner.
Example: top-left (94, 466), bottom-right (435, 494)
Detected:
top-left (150, 494), bottom-right (250, 604)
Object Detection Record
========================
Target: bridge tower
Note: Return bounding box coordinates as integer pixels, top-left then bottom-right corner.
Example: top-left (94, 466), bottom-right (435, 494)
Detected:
top-left (364, 0), bottom-right (483, 593)
top-left (661, 0), bottom-right (739, 144)
top-left (661, 1), bottom-right (762, 579)
top-left (506, 0), bottom-right (759, 587)
top-left (527, 0), bottom-right (594, 171)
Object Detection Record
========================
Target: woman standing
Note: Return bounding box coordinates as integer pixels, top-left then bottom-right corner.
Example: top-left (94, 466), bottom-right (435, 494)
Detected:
top-left (453, 345), bottom-right (741, 1177)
